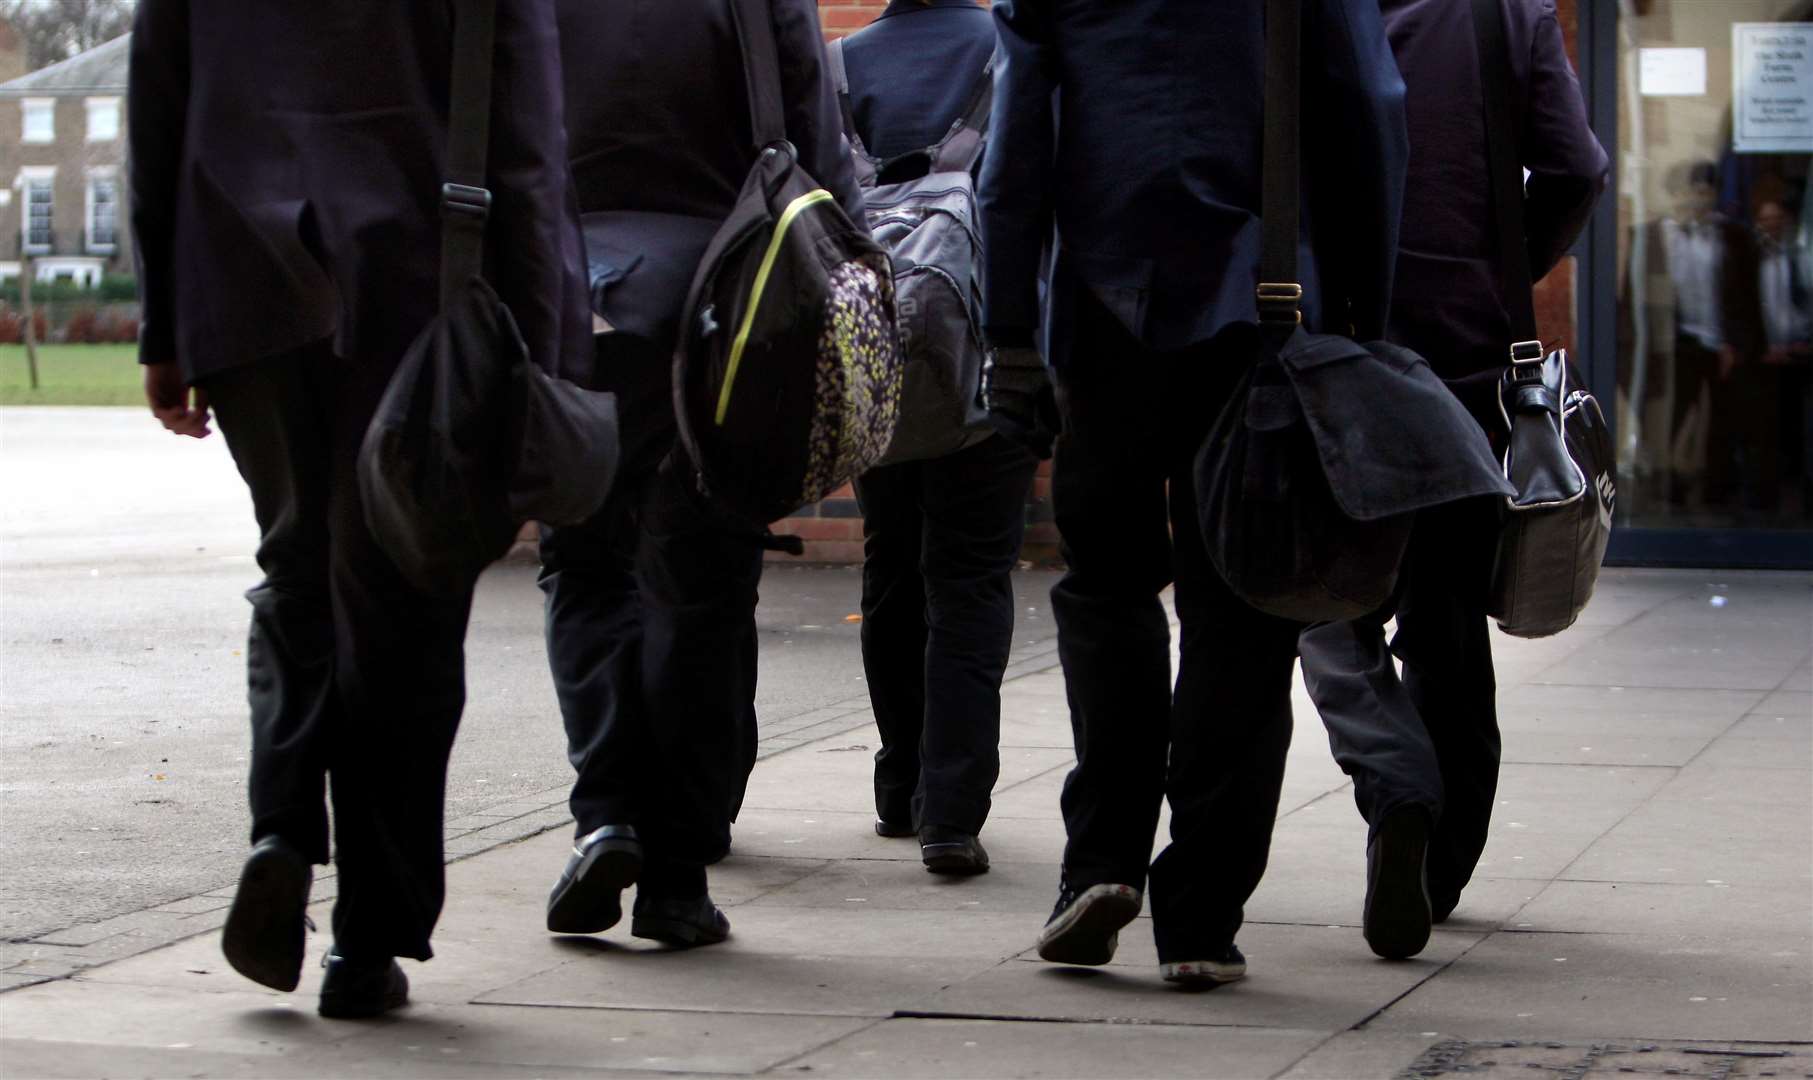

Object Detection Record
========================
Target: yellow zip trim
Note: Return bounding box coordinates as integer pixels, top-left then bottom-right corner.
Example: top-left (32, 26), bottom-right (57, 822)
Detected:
top-left (716, 188), bottom-right (836, 426)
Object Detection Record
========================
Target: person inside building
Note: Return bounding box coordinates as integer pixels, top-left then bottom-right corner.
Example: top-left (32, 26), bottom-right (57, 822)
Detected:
top-left (1299, 0), bottom-right (1609, 960)
top-left (979, 0), bottom-right (1408, 984)
top-left (130, 0), bottom-right (589, 1017)
top-left (539, 0), bottom-right (863, 948)
top-left (833, 0), bottom-right (1039, 876)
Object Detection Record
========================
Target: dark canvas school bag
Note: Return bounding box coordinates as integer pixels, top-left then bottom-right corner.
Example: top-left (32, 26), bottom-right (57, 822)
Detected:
top-left (1472, 0), bottom-right (1615, 638)
top-left (1194, 0), bottom-right (1512, 623)
top-left (825, 37), bottom-right (993, 466)
top-left (359, 0), bottom-right (619, 594)
top-left (672, 0), bottom-right (905, 526)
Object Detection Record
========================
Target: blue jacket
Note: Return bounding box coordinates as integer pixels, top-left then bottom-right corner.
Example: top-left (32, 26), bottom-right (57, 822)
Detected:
top-left (979, 0), bottom-right (1409, 360)
top-left (129, 0), bottom-right (588, 383)
top-left (840, 0), bottom-right (996, 162)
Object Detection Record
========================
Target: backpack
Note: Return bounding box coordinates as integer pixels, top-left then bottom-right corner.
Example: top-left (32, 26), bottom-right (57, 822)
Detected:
top-left (672, 0), bottom-right (904, 527)
top-left (825, 37), bottom-right (994, 466)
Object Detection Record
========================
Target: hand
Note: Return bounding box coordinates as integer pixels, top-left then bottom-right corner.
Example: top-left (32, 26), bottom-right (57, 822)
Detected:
top-left (144, 361), bottom-right (212, 439)
top-left (983, 346), bottom-right (1059, 459)
top-left (1717, 345), bottom-right (1739, 381)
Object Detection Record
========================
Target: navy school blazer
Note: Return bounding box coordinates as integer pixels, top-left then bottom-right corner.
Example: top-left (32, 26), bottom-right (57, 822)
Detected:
top-left (129, 0), bottom-right (590, 384)
top-left (555, 0), bottom-right (865, 352)
top-left (979, 0), bottom-right (1410, 362)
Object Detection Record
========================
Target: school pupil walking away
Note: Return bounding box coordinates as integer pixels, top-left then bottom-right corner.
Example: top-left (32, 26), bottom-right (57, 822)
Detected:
top-left (980, 0), bottom-right (1408, 984)
top-left (830, 0), bottom-right (1038, 875)
top-left (540, 0), bottom-right (862, 946)
top-left (1298, 0), bottom-right (1608, 959)
top-left (130, 0), bottom-right (589, 1016)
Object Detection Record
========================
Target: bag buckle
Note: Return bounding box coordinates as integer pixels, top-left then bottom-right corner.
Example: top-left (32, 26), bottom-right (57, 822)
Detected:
top-left (441, 182), bottom-right (493, 221)
top-left (1257, 282), bottom-right (1303, 326)
top-left (1509, 339), bottom-right (1545, 364)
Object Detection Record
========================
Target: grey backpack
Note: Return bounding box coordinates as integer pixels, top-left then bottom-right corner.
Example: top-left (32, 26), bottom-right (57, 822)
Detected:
top-left (827, 38), bottom-right (994, 466)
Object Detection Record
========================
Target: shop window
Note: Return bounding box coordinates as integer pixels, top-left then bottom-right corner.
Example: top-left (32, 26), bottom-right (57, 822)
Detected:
top-left (1614, 4), bottom-right (1813, 530)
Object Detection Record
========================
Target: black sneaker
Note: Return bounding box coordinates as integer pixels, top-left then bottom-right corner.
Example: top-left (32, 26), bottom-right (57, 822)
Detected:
top-left (318, 952), bottom-right (408, 1019)
top-left (1035, 880), bottom-right (1142, 966)
top-left (1160, 943), bottom-right (1246, 986)
top-left (1363, 805), bottom-right (1433, 960)
top-left (920, 826), bottom-right (989, 875)
top-left (875, 818), bottom-right (916, 839)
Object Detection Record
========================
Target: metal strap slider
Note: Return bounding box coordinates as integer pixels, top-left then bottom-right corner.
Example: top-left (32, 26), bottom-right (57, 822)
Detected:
top-left (441, 182), bottom-right (492, 220)
top-left (1509, 339), bottom-right (1545, 364)
top-left (1257, 282), bottom-right (1304, 325)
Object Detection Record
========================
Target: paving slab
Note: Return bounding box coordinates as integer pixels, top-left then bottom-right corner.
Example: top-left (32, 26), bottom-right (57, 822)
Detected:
top-left (915, 924), bottom-right (1484, 1032)
top-left (1369, 931), bottom-right (1812, 1043)
top-left (335, 1002), bottom-right (875, 1076)
top-left (1273, 1030), bottom-right (1449, 1080)
top-left (0, 1040), bottom-right (640, 1080)
top-left (1512, 880), bottom-right (1813, 939)
top-left (788, 1016), bottom-right (1327, 1079)
top-left (476, 947), bottom-right (1002, 1019)
top-left (1562, 797), bottom-right (1813, 890)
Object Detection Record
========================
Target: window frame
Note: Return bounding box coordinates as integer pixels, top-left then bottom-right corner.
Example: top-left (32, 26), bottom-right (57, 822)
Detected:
top-left (85, 167), bottom-right (118, 254)
top-left (84, 96), bottom-right (120, 143)
top-left (19, 166), bottom-right (56, 255)
top-left (21, 98), bottom-right (55, 144)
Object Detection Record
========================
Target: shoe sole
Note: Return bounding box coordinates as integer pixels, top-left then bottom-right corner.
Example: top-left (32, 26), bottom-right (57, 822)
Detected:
top-left (1036, 884), bottom-right (1142, 966)
top-left (221, 845), bottom-right (311, 992)
top-left (922, 843), bottom-right (989, 875)
top-left (630, 914), bottom-right (730, 948)
top-left (1364, 811), bottom-right (1433, 960)
top-left (1161, 959), bottom-right (1246, 986)
top-left (546, 840), bottom-right (642, 935)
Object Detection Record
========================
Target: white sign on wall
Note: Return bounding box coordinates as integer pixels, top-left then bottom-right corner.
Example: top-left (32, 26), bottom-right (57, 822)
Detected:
top-left (1733, 22), bottom-right (1813, 154)
top-left (1640, 47), bottom-right (1707, 96)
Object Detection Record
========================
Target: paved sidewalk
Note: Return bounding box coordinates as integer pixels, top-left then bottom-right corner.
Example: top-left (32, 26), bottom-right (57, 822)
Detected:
top-left (1, 569), bottom-right (1808, 1079)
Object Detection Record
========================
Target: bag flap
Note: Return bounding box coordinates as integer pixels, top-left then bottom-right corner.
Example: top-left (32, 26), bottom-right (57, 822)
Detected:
top-left (1276, 330), bottom-right (1514, 521)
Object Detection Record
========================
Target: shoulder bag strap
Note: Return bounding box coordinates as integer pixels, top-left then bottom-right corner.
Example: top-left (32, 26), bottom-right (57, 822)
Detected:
top-left (825, 36), bottom-right (881, 184)
top-left (929, 51), bottom-right (996, 175)
top-left (1257, 0), bottom-right (1304, 342)
top-left (1471, 0), bottom-right (1542, 356)
top-left (440, 0), bottom-right (498, 309)
top-left (727, 0), bottom-right (789, 150)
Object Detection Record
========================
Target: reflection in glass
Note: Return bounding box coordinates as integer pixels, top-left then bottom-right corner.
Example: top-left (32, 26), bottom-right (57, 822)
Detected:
top-left (1616, 1), bottom-right (1813, 528)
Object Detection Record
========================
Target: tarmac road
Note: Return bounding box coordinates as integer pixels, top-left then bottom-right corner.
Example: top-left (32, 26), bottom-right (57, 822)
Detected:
top-left (0, 407), bottom-right (1060, 943)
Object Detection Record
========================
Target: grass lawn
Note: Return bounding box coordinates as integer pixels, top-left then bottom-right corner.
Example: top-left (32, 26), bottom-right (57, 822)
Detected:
top-left (0, 344), bottom-right (143, 406)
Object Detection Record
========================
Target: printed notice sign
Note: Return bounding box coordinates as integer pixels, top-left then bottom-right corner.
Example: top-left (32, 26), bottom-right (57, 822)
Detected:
top-left (1734, 22), bottom-right (1813, 153)
top-left (1640, 48), bottom-right (1707, 96)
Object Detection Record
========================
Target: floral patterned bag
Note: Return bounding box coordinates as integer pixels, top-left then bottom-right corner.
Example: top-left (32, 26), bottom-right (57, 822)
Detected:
top-left (671, 0), bottom-right (903, 527)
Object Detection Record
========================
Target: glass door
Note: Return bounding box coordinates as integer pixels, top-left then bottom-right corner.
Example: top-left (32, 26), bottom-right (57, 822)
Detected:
top-left (1597, 0), bottom-right (1813, 566)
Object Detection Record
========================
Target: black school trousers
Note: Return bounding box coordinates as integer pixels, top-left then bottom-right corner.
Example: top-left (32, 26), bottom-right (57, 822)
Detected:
top-left (1049, 294), bottom-right (1301, 963)
top-left (1298, 498), bottom-right (1501, 915)
top-left (538, 333), bottom-right (763, 881)
top-left (855, 432), bottom-right (1038, 834)
top-left (207, 340), bottom-right (476, 963)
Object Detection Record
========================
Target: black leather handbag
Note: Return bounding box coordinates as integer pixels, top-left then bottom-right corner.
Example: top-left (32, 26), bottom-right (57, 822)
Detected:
top-left (1473, 0), bottom-right (1615, 637)
top-left (358, 0), bottom-right (619, 593)
top-left (1195, 0), bottom-right (1510, 623)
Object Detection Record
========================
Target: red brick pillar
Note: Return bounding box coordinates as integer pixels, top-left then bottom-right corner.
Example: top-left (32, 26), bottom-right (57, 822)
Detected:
top-left (819, 1), bottom-right (890, 38)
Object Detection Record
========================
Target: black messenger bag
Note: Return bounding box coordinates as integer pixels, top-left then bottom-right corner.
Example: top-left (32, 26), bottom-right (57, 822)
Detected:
top-left (359, 0), bottom-right (619, 594)
top-left (1195, 0), bottom-right (1511, 623)
top-left (1473, 0), bottom-right (1614, 638)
